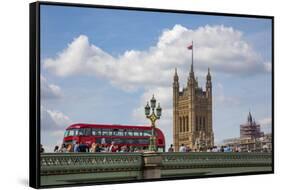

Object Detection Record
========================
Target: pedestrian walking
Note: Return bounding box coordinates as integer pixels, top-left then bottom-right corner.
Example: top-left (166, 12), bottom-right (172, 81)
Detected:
top-left (74, 141), bottom-right (80, 152)
top-left (90, 142), bottom-right (97, 153)
top-left (54, 145), bottom-right (59, 153)
top-left (40, 144), bottom-right (45, 153)
top-left (179, 144), bottom-right (186, 152)
top-left (168, 144), bottom-right (174, 152)
top-left (109, 141), bottom-right (117, 152)
top-left (59, 143), bottom-right (67, 153)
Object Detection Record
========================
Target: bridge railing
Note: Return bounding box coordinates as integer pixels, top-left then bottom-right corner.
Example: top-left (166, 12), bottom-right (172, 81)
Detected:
top-left (41, 152), bottom-right (272, 176)
top-left (161, 152), bottom-right (272, 169)
top-left (41, 153), bottom-right (143, 175)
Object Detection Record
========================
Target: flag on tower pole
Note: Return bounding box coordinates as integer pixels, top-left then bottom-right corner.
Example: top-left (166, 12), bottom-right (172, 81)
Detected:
top-left (187, 41), bottom-right (194, 71)
top-left (187, 43), bottom-right (193, 50)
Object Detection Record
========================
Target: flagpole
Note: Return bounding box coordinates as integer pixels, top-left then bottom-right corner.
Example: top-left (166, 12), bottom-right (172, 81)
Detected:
top-left (191, 41), bottom-right (193, 73)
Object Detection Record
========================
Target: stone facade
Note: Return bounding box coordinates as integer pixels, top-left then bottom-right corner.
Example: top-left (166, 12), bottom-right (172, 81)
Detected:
top-left (173, 62), bottom-right (214, 151)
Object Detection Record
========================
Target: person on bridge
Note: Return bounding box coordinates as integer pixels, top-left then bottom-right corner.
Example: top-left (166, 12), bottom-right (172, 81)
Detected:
top-left (90, 142), bottom-right (97, 153)
top-left (109, 141), bottom-right (118, 152)
top-left (59, 143), bottom-right (67, 153)
top-left (54, 146), bottom-right (59, 153)
top-left (179, 144), bottom-right (186, 152)
top-left (74, 141), bottom-right (80, 152)
top-left (40, 144), bottom-right (45, 153)
top-left (168, 144), bottom-right (174, 152)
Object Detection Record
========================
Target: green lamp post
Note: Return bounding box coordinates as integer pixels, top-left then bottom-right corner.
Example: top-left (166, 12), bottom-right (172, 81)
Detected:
top-left (145, 95), bottom-right (162, 152)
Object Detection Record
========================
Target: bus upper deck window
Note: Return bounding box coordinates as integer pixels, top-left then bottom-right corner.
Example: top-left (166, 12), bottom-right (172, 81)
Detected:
top-left (143, 130), bottom-right (152, 136)
top-left (68, 129), bottom-right (77, 136)
top-left (85, 128), bottom-right (91, 136)
top-left (134, 131), bottom-right (140, 136)
top-left (92, 129), bottom-right (101, 136)
top-left (78, 129), bottom-right (84, 136)
top-left (64, 130), bottom-right (69, 137)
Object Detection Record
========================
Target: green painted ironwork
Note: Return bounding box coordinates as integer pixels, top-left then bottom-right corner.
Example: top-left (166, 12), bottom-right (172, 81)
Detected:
top-left (41, 153), bottom-right (143, 176)
top-left (161, 152), bottom-right (272, 169)
top-left (40, 152), bottom-right (272, 186)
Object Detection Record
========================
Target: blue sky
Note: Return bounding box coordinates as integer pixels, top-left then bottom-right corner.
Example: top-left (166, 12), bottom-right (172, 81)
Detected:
top-left (40, 5), bottom-right (272, 152)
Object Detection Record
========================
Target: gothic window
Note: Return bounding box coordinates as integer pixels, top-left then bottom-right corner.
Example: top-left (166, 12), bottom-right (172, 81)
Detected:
top-left (196, 116), bottom-right (198, 131)
top-left (183, 117), bottom-right (185, 132)
top-left (199, 116), bottom-right (202, 130)
top-left (179, 117), bottom-right (182, 132)
top-left (203, 117), bottom-right (206, 130)
top-left (187, 116), bottom-right (189, 132)
top-left (184, 116), bottom-right (188, 132)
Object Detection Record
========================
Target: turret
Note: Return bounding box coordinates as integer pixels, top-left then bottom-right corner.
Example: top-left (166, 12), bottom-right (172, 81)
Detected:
top-left (173, 68), bottom-right (179, 101)
top-left (173, 68), bottom-right (179, 83)
top-left (206, 68), bottom-right (212, 98)
top-left (173, 68), bottom-right (179, 89)
top-left (188, 63), bottom-right (196, 88)
top-left (173, 68), bottom-right (180, 151)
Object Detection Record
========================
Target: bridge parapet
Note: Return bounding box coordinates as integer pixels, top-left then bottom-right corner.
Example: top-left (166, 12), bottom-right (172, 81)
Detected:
top-left (161, 152), bottom-right (272, 169)
top-left (41, 153), bottom-right (143, 175)
top-left (40, 152), bottom-right (272, 186)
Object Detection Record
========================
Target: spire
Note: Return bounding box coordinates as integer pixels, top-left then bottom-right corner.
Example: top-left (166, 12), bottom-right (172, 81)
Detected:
top-left (247, 111), bottom-right (253, 123)
top-left (207, 67), bottom-right (211, 81)
top-left (174, 68), bottom-right (179, 82)
top-left (190, 41), bottom-right (194, 74)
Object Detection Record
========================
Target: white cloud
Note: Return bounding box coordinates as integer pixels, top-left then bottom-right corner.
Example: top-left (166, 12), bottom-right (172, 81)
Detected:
top-left (41, 75), bottom-right (63, 99)
top-left (41, 106), bottom-right (71, 131)
top-left (264, 62), bottom-right (272, 72)
top-left (41, 107), bottom-right (72, 152)
top-left (44, 24), bottom-right (270, 91)
top-left (215, 83), bottom-right (240, 106)
top-left (258, 117), bottom-right (272, 127)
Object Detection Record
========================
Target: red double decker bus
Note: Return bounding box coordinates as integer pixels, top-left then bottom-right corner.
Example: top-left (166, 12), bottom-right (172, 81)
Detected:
top-left (63, 123), bottom-right (166, 152)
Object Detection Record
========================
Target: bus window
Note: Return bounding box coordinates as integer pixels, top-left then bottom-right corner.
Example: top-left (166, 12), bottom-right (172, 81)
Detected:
top-left (102, 129), bottom-right (110, 136)
top-left (68, 129), bottom-right (78, 136)
top-left (138, 138), bottom-right (149, 144)
top-left (143, 130), bottom-right (152, 136)
top-left (108, 129), bottom-right (113, 136)
top-left (64, 130), bottom-right (69, 137)
top-left (112, 138), bottom-right (123, 144)
top-left (85, 128), bottom-right (92, 136)
top-left (127, 130), bottom-right (133, 136)
top-left (112, 129), bottom-right (118, 136)
top-left (133, 131), bottom-right (140, 136)
top-left (127, 139), bottom-right (134, 144)
top-left (113, 129), bottom-right (124, 136)
top-left (92, 129), bottom-right (101, 136)
top-left (78, 129), bottom-right (85, 136)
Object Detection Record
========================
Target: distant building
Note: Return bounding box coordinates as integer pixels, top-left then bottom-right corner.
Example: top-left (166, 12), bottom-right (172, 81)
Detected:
top-left (221, 112), bottom-right (271, 152)
top-left (239, 134), bottom-right (272, 152)
top-left (172, 51), bottom-right (214, 151)
top-left (240, 112), bottom-right (264, 139)
top-left (222, 134), bottom-right (272, 153)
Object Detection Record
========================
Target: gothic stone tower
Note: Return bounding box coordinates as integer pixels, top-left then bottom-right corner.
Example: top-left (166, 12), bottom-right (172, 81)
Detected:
top-left (173, 63), bottom-right (214, 151)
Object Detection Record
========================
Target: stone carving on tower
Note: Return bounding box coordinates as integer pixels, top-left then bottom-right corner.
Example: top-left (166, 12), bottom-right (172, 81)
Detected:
top-left (173, 42), bottom-right (214, 151)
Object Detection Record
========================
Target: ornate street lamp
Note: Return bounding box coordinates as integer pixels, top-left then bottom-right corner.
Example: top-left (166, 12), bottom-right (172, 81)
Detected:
top-left (144, 95), bottom-right (162, 152)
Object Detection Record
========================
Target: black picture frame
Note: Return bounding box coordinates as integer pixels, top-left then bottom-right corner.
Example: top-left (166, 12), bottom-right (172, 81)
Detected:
top-left (30, 1), bottom-right (274, 188)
